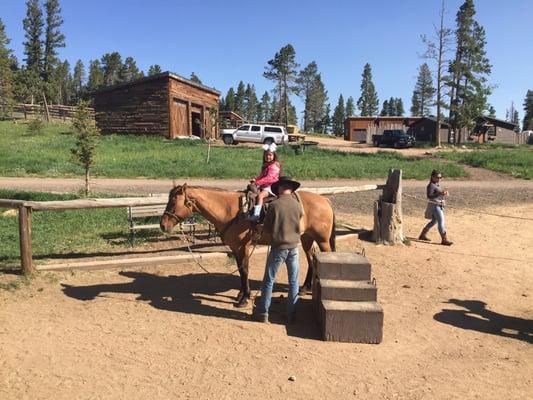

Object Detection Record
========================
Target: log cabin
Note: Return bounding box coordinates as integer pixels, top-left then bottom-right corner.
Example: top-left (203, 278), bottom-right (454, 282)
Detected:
top-left (92, 72), bottom-right (220, 139)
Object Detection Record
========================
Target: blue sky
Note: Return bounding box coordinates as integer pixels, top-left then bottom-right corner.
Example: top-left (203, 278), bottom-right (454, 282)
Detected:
top-left (2, 0), bottom-right (532, 121)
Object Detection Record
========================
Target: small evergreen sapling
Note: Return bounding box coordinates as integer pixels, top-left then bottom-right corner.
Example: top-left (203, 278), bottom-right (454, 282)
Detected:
top-left (71, 101), bottom-right (100, 196)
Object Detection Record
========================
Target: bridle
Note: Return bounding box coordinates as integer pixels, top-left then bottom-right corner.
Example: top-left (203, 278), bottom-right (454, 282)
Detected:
top-left (163, 185), bottom-right (196, 223)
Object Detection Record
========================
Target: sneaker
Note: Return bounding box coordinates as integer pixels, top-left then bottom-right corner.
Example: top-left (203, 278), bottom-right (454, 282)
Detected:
top-left (252, 312), bottom-right (269, 323)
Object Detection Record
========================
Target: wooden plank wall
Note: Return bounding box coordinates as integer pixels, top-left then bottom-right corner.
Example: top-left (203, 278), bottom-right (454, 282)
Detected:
top-left (168, 79), bottom-right (219, 139)
top-left (94, 78), bottom-right (169, 136)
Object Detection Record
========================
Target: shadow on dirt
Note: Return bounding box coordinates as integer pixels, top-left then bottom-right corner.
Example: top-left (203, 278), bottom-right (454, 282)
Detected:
top-left (434, 298), bottom-right (533, 344)
top-left (61, 271), bottom-right (322, 340)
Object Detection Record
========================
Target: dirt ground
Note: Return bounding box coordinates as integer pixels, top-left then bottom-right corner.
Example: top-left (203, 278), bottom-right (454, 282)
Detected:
top-left (1, 188), bottom-right (532, 399)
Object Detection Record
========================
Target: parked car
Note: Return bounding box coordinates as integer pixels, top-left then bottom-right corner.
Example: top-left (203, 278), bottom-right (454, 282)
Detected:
top-left (222, 124), bottom-right (288, 145)
top-left (372, 129), bottom-right (415, 148)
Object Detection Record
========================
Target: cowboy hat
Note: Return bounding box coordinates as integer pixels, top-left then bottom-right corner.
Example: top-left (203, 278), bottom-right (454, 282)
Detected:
top-left (271, 176), bottom-right (301, 195)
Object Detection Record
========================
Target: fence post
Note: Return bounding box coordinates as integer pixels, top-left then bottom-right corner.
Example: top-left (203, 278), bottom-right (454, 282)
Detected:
top-left (18, 206), bottom-right (34, 274)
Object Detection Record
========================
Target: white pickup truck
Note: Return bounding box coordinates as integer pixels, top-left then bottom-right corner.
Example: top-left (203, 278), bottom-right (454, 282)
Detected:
top-left (221, 124), bottom-right (288, 145)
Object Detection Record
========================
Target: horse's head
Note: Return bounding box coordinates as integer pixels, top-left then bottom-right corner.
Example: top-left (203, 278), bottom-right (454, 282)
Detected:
top-left (160, 183), bottom-right (195, 233)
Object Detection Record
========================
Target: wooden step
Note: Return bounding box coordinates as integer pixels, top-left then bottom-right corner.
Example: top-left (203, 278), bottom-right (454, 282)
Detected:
top-left (319, 300), bottom-right (383, 344)
top-left (314, 252), bottom-right (371, 281)
top-left (319, 279), bottom-right (377, 302)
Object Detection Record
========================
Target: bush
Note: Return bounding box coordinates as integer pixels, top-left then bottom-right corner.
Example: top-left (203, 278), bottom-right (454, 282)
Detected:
top-left (26, 118), bottom-right (44, 135)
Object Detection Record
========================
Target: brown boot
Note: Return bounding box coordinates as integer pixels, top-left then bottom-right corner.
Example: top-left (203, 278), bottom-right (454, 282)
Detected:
top-left (441, 232), bottom-right (453, 246)
top-left (418, 227), bottom-right (430, 241)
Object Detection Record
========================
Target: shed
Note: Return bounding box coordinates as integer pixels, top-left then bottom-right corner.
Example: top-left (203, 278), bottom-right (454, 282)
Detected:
top-left (344, 116), bottom-right (421, 143)
top-left (408, 117), bottom-right (449, 143)
top-left (473, 116), bottom-right (518, 144)
top-left (92, 72), bottom-right (220, 139)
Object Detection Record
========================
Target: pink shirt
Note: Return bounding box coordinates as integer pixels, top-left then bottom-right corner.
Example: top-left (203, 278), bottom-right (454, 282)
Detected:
top-left (255, 161), bottom-right (281, 189)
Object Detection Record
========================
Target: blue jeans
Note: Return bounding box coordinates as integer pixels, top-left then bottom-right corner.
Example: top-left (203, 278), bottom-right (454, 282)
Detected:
top-left (425, 205), bottom-right (446, 235)
top-left (256, 248), bottom-right (299, 318)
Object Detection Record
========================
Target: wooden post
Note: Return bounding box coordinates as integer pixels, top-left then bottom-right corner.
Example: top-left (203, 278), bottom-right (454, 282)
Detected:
top-left (18, 206), bottom-right (34, 274)
top-left (42, 93), bottom-right (50, 122)
top-left (373, 169), bottom-right (404, 245)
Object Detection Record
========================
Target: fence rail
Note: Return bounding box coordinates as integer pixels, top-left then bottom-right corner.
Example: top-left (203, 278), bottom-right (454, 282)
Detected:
top-left (0, 184), bottom-right (387, 274)
top-left (11, 103), bottom-right (95, 122)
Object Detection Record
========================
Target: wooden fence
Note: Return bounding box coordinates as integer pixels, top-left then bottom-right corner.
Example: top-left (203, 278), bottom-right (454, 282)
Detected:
top-left (0, 175), bottom-right (402, 274)
top-left (11, 103), bottom-right (95, 122)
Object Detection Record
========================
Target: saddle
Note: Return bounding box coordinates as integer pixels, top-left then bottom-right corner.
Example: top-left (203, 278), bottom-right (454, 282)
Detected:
top-left (239, 183), bottom-right (275, 223)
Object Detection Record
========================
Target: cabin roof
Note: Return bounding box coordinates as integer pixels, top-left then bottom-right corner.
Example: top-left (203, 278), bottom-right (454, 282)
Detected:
top-left (91, 71), bottom-right (220, 96)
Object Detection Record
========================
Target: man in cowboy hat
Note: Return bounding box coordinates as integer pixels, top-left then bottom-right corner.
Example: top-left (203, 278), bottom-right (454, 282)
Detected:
top-left (253, 176), bottom-right (303, 324)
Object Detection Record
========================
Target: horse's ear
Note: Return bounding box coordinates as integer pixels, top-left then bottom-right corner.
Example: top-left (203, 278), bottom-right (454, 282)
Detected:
top-left (172, 178), bottom-right (177, 188)
top-left (183, 183), bottom-right (188, 190)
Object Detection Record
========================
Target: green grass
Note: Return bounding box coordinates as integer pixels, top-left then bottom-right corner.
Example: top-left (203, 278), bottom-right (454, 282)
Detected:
top-left (0, 189), bottom-right (135, 267)
top-left (0, 121), bottom-right (465, 180)
top-left (438, 146), bottom-right (533, 179)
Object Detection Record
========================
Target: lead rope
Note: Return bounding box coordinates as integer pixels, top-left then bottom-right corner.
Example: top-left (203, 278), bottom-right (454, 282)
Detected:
top-left (403, 193), bottom-right (533, 221)
top-left (178, 224), bottom-right (211, 274)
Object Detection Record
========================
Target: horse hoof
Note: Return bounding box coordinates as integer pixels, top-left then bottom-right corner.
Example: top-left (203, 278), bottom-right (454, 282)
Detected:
top-left (234, 297), bottom-right (249, 308)
top-left (299, 286), bottom-right (312, 296)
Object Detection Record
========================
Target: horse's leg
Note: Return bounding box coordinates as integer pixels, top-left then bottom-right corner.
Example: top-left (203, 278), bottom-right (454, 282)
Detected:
top-left (300, 234), bottom-right (316, 294)
top-left (234, 245), bottom-right (251, 308)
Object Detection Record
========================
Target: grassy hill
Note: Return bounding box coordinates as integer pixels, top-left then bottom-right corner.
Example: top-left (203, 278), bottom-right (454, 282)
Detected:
top-left (0, 120), bottom-right (465, 180)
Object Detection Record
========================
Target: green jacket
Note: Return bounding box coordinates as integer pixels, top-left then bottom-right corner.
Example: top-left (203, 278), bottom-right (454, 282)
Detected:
top-left (263, 194), bottom-right (303, 249)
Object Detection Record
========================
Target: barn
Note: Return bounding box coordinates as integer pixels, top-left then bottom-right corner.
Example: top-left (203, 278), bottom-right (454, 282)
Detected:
top-left (92, 72), bottom-right (220, 139)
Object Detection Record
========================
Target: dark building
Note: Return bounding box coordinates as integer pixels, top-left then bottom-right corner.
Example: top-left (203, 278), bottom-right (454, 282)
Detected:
top-left (92, 72), bottom-right (220, 139)
top-left (473, 116), bottom-right (518, 144)
top-left (408, 117), bottom-right (450, 143)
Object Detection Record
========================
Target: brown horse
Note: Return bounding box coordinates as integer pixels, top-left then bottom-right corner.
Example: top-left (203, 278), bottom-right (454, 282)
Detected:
top-left (160, 184), bottom-right (335, 307)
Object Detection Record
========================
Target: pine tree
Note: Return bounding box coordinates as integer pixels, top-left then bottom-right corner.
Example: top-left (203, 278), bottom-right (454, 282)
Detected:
top-left (320, 103), bottom-right (332, 134)
top-left (190, 72), bottom-right (202, 84)
top-left (86, 59), bottom-right (103, 92)
top-left (223, 87), bottom-right (235, 112)
top-left (410, 91), bottom-right (420, 117)
top-left (244, 84), bottom-right (258, 121)
top-left (52, 59), bottom-right (71, 104)
top-left (288, 102), bottom-right (297, 125)
top-left (13, 68), bottom-right (41, 104)
top-left (43, 0), bottom-right (65, 84)
top-left (148, 64), bottom-right (162, 75)
top-left (387, 97), bottom-right (396, 116)
top-left (411, 63), bottom-right (435, 116)
top-left (332, 94), bottom-right (345, 136)
top-left (72, 59), bottom-right (85, 102)
top-left (23, 0), bottom-right (44, 75)
top-left (257, 91), bottom-right (270, 122)
top-left (345, 96), bottom-right (355, 117)
top-left (357, 63), bottom-right (379, 116)
top-left (263, 44), bottom-right (299, 124)
top-left (523, 90), bottom-right (533, 131)
top-left (310, 74), bottom-right (328, 132)
top-left (380, 100), bottom-right (389, 116)
top-left (101, 52), bottom-right (123, 86)
top-left (395, 98), bottom-right (405, 116)
top-left (448, 0), bottom-right (492, 143)
top-left (234, 81), bottom-right (246, 117)
top-left (120, 56), bottom-right (142, 82)
top-left (269, 97), bottom-right (279, 122)
top-left (0, 18), bottom-right (16, 117)
top-left (71, 100), bottom-right (100, 196)
top-left (297, 61), bottom-right (317, 131)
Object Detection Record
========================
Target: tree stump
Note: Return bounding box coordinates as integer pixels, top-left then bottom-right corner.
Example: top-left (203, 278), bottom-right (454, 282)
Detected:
top-left (372, 169), bottom-right (404, 245)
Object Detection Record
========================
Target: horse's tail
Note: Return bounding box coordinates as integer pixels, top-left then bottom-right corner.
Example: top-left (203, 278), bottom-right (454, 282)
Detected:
top-left (330, 211), bottom-right (336, 252)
